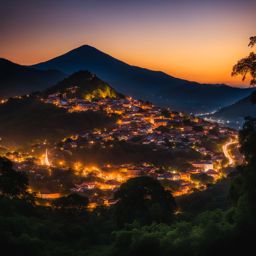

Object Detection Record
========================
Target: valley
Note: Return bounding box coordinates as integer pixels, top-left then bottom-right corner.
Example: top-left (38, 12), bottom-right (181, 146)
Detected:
top-left (0, 71), bottom-right (241, 208)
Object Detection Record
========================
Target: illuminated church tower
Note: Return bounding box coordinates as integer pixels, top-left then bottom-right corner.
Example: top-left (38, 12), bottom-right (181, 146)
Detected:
top-left (44, 149), bottom-right (51, 166)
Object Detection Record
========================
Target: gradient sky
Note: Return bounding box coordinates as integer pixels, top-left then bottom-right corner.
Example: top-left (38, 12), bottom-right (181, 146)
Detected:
top-left (1, 0), bottom-right (255, 86)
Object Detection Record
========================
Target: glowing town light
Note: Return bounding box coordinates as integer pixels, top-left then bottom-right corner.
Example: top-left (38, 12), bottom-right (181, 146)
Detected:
top-left (44, 149), bottom-right (51, 166)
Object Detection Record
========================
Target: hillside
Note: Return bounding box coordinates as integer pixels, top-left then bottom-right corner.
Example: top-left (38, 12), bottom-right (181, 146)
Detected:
top-left (32, 45), bottom-right (253, 113)
top-left (210, 92), bottom-right (256, 129)
top-left (0, 58), bottom-right (65, 98)
top-left (0, 97), bottom-right (116, 147)
top-left (44, 70), bottom-right (121, 100)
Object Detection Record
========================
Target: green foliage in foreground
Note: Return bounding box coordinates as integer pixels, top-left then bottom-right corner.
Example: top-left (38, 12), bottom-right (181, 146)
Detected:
top-left (113, 176), bottom-right (177, 226)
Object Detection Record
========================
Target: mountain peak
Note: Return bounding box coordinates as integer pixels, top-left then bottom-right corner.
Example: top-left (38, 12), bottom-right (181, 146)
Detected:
top-left (75, 44), bottom-right (98, 50)
top-left (32, 46), bottom-right (254, 113)
top-left (67, 44), bottom-right (106, 55)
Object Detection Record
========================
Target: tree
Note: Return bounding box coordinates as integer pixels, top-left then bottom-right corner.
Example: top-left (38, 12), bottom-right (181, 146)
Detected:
top-left (52, 193), bottom-right (89, 214)
top-left (209, 127), bottom-right (219, 136)
top-left (238, 117), bottom-right (256, 163)
top-left (193, 125), bottom-right (203, 132)
top-left (0, 157), bottom-right (29, 199)
top-left (113, 176), bottom-right (177, 225)
top-left (248, 36), bottom-right (256, 48)
top-left (191, 173), bottom-right (214, 185)
top-left (156, 125), bottom-right (170, 133)
top-left (183, 118), bottom-right (192, 126)
top-left (161, 108), bottom-right (170, 118)
top-left (229, 117), bottom-right (256, 227)
top-left (232, 36), bottom-right (256, 86)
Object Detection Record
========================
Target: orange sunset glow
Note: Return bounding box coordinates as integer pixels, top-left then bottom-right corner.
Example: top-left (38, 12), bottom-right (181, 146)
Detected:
top-left (1, 0), bottom-right (255, 86)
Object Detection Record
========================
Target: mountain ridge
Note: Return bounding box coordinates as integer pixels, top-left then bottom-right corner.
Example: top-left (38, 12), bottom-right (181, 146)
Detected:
top-left (32, 45), bottom-right (253, 113)
top-left (37, 45), bottom-right (245, 88)
top-left (209, 92), bottom-right (256, 128)
top-left (0, 58), bottom-right (65, 98)
top-left (36, 44), bottom-right (185, 82)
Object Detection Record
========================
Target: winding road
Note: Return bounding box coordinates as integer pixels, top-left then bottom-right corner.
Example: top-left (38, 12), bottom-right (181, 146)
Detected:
top-left (222, 138), bottom-right (238, 166)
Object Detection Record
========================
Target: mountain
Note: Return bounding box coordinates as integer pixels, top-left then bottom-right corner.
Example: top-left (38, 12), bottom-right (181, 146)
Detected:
top-left (44, 70), bottom-right (121, 100)
top-left (32, 45), bottom-right (253, 113)
top-left (0, 58), bottom-right (65, 98)
top-left (209, 92), bottom-right (256, 129)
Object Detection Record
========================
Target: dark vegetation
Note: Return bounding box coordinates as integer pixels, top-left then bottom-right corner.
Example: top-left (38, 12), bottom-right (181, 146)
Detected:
top-left (113, 176), bottom-right (176, 226)
top-left (1, 117), bottom-right (256, 255)
top-left (176, 178), bottom-right (231, 215)
top-left (27, 168), bottom-right (81, 194)
top-left (65, 139), bottom-right (202, 167)
top-left (232, 36), bottom-right (256, 86)
top-left (0, 97), bottom-right (116, 147)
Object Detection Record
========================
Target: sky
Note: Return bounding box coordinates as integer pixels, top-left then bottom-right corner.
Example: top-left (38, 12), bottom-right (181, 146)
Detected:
top-left (1, 0), bottom-right (255, 87)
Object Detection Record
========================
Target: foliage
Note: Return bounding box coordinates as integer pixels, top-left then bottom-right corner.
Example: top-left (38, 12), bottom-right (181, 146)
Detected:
top-left (52, 193), bottom-right (89, 215)
top-left (238, 117), bottom-right (256, 162)
top-left (160, 108), bottom-right (170, 118)
top-left (113, 176), bottom-right (176, 226)
top-left (0, 157), bottom-right (29, 199)
top-left (156, 125), bottom-right (170, 133)
top-left (28, 167), bottom-right (79, 194)
top-left (191, 173), bottom-right (214, 185)
top-left (232, 36), bottom-right (256, 86)
top-left (248, 36), bottom-right (256, 48)
top-left (229, 117), bottom-right (256, 226)
top-left (193, 125), bottom-right (203, 132)
top-left (69, 139), bottom-right (201, 168)
top-left (111, 210), bottom-right (234, 256)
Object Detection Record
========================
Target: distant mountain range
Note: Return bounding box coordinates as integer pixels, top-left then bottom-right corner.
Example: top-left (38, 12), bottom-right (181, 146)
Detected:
top-left (209, 92), bottom-right (256, 129)
top-left (0, 58), bottom-right (65, 98)
top-left (1, 45), bottom-right (254, 113)
top-left (32, 45), bottom-right (254, 113)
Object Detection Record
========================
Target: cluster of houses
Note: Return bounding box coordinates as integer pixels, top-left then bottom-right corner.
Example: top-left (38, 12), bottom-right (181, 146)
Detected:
top-left (3, 90), bottom-right (237, 207)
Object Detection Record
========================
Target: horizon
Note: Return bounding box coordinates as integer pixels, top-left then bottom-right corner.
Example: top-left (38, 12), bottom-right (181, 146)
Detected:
top-left (1, 43), bottom-right (253, 89)
top-left (1, 0), bottom-right (255, 87)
